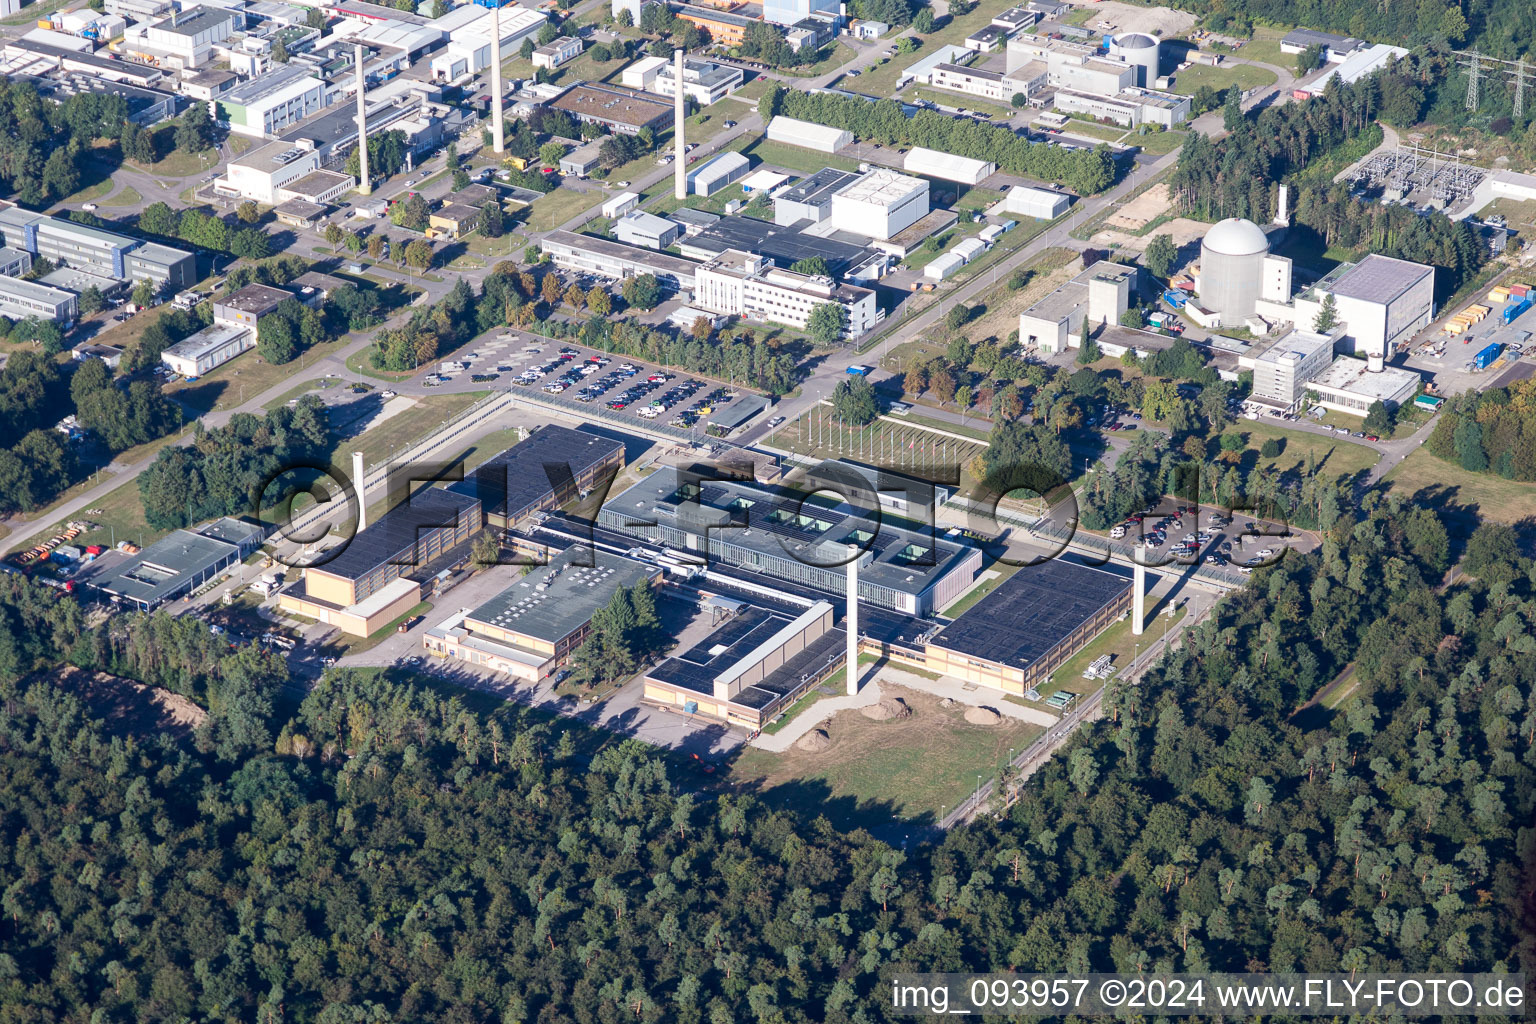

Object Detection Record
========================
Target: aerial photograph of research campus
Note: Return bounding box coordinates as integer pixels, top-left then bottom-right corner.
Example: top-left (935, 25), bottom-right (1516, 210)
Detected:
top-left (2, 0), bottom-right (1536, 1013)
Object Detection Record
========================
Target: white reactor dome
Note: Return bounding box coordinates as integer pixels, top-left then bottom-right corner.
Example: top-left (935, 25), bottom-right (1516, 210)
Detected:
top-left (1201, 217), bottom-right (1270, 257)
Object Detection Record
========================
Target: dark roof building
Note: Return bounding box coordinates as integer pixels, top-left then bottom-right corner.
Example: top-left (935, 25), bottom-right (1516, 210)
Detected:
top-left (549, 82), bottom-right (672, 135)
top-left (924, 559), bottom-right (1132, 695)
top-left (449, 425), bottom-right (626, 530)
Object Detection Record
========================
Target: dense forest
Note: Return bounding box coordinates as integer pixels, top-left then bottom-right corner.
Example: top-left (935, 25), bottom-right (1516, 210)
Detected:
top-left (2, 448), bottom-right (1530, 1020)
top-left (1424, 374), bottom-right (1536, 479)
top-left (1170, 56), bottom-right (1487, 299)
top-left (765, 86), bottom-right (1118, 195)
top-left (136, 395), bottom-right (332, 531)
top-left (1180, 0), bottom-right (1529, 61)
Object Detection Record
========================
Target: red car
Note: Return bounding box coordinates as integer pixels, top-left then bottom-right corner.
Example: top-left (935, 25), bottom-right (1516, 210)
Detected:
top-left (1365, 434), bottom-right (1380, 442)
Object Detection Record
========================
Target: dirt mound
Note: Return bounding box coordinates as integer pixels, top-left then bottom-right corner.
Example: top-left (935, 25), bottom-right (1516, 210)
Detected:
top-left (861, 696), bottom-right (910, 721)
top-left (796, 728), bottom-right (832, 752)
top-left (965, 706), bottom-right (1003, 726)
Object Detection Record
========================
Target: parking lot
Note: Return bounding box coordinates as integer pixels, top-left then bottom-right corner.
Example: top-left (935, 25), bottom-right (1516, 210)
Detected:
top-left (1110, 501), bottom-right (1298, 573)
top-left (415, 332), bottom-right (758, 432)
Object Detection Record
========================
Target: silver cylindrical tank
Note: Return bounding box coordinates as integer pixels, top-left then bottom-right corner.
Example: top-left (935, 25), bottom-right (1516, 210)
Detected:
top-left (1110, 32), bottom-right (1161, 88)
top-left (1198, 218), bottom-right (1270, 324)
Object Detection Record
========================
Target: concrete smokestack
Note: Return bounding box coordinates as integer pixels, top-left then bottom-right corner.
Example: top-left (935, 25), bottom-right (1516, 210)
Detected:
top-left (673, 48), bottom-right (686, 200)
top-left (491, 2), bottom-right (505, 154)
top-left (1275, 183), bottom-right (1289, 226)
top-left (845, 544), bottom-right (860, 696)
top-left (354, 45), bottom-right (371, 195)
top-left (1131, 544), bottom-right (1145, 637)
top-left (352, 451), bottom-right (367, 532)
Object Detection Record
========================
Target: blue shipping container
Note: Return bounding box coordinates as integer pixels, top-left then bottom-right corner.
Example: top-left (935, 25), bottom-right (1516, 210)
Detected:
top-left (1503, 297), bottom-right (1532, 324)
top-left (1163, 289), bottom-right (1188, 308)
top-left (1474, 343), bottom-right (1502, 369)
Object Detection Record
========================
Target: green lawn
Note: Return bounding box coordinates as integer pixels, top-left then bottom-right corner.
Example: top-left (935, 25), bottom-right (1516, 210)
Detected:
top-left (523, 187), bottom-right (603, 232)
top-left (734, 136), bottom-right (863, 175)
top-left (910, 86), bottom-right (1017, 117)
top-left (1168, 61), bottom-right (1277, 96)
top-left (1233, 26), bottom-right (1291, 69)
top-left (62, 179), bottom-right (114, 205)
top-left (1048, 600), bottom-right (1188, 704)
top-left (1222, 420), bottom-right (1381, 479)
top-left (11, 468), bottom-right (167, 564)
top-left (1132, 130), bottom-right (1190, 155)
top-left (1061, 120), bottom-right (1129, 143)
top-left (101, 186), bottom-right (144, 208)
top-left (348, 391), bottom-right (490, 467)
top-left (1383, 447), bottom-right (1536, 524)
top-left (128, 147), bottom-right (221, 179)
top-left (163, 330), bottom-right (360, 416)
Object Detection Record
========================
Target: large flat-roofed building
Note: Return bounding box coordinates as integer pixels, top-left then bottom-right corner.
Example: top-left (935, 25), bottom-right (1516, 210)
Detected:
top-left (423, 548), bottom-right (659, 681)
top-left (694, 249), bottom-right (879, 338)
top-left (120, 5), bottom-right (238, 69)
top-left (830, 168), bottom-right (930, 240)
top-left (774, 168), bottom-right (861, 226)
top-left (0, 275), bottom-right (77, 321)
top-left (278, 487), bottom-right (481, 635)
top-left (1279, 27), bottom-right (1364, 61)
top-left (615, 210), bottom-right (681, 249)
top-left (621, 54), bottom-right (744, 105)
top-left (213, 283), bottom-right (294, 329)
top-left (644, 600), bottom-right (844, 730)
top-left (84, 519), bottom-right (262, 611)
top-left (1307, 356), bottom-right (1421, 415)
top-left (1300, 255), bottom-right (1435, 365)
top-left (923, 559), bottom-right (1132, 695)
top-left (678, 215), bottom-right (884, 282)
top-left (1250, 328), bottom-right (1336, 412)
top-left (17, 72), bottom-right (179, 126)
top-left (0, 204), bottom-right (193, 291)
top-left (448, 425), bottom-right (625, 530)
top-left (428, 2), bottom-right (545, 83)
top-left (598, 464), bottom-right (981, 615)
top-left (160, 322), bottom-right (255, 377)
top-left (541, 230), bottom-right (698, 293)
top-left (215, 140), bottom-right (323, 204)
top-left (672, 3), bottom-right (755, 45)
top-left (1018, 261), bottom-right (1137, 355)
top-left (765, 115), bottom-right (852, 154)
top-left (549, 82), bottom-right (672, 135)
top-left (1055, 86), bottom-right (1190, 127)
top-left (217, 65), bottom-right (326, 138)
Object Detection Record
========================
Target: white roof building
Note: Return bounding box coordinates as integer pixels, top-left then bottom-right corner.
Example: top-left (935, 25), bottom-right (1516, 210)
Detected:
top-left (601, 191), bottom-right (641, 219)
top-left (903, 147), bottom-right (996, 185)
top-left (688, 152), bottom-right (751, 196)
top-left (1004, 185), bottom-right (1070, 219)
top-left (765, 115), bottom-right (852, 153)
top-left (830, 168), bottom-right (930, 240)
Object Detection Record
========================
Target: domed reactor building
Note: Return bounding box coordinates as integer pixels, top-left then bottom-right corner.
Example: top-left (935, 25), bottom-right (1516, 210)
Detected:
top-left (1195, 217), bottom-right (1293, 327)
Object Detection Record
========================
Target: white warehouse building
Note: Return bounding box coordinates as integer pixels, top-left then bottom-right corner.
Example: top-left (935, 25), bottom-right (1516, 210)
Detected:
top-left (765, 115), bottom-right (852, 154)
top-left (830, 168), bottom-right (929, 240)
top-left (688, 152), bottom-right (751, 196)
top-left (428, 4), bottom-right (547, 83)
top-left (903, 147), bottom-right (995, 185)
top-left (621, 54), bottom-right (744, 104)
top-left (1004, 185), bottom-right (1070, 219)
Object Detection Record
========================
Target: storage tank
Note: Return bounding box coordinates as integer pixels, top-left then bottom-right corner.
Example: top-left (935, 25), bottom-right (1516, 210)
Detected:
top-left (1197, 218), bottom-right (1270, 325)
top-left (1109, 32), bottom-right (1161, 87)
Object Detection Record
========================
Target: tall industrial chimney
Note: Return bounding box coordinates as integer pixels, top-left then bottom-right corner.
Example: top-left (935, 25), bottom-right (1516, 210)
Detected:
top-left (353, 45), bottom-right (371, 195)
top-left (1131, 544), bottom-right (1145, 637)
top-left (1275, 183), bottom-right (1290, 226)
top-left (491, 2), bottom-right (506, 154)
top-left (351, 451), bottom-right (367, 532)
top-left (673, 48), bottom-right (686, 200)
top-left (845, 544), bottom-right (860, 696)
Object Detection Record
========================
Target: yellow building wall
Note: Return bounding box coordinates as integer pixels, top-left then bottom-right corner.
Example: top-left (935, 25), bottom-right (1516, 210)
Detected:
top-left (677, 12), bottom-right (747, 45)
top-left (302, 569), bottom-right (356, 607)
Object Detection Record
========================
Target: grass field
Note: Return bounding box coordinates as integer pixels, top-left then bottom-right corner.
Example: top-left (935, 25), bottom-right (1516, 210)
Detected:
top-left (1168, 61), bottom-right (1277, 96)
top-left (101, 187), bottom-right (144, 208)
top-left (1050, 600), bottom-right (1187, 702)
top-left (128, 147), bottom-right (220, 179)
top-left (523, 187), bottom-right (603, 232)
top-left (348, 391), bottom-right (489, 467)
top-left (62, 179), bottom-right (114, 205)
top-left (1061, 120), bottom-right (1129, 143)
top-left (13, 469), bottom-right (165, 564)
top-left (734, 136), bottom-right (863, 175)
top-left (1132, 129), bottom-right (1190, 155)
top-left (910, 86), bottom-right (1018, 117)
top-left (164, 332), bottom-right (360, 416)
top-left (1383, 447), bottom-right (1536, 524)
top-left (726, 684), bottom-right (1043, 829)
top-left (1215, 420), bottom-right (1381, 480)
top-left (1233, 26), bottom-right (1291, 69)
top-left (775, 406), bottom-right (987, 470)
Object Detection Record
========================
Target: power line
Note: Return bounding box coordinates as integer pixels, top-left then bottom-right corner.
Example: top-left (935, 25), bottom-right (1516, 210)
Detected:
top-left (1462, 50), bottom-right (1481, 111)
top-left (1513, 58), bottom-right (1528, 119)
